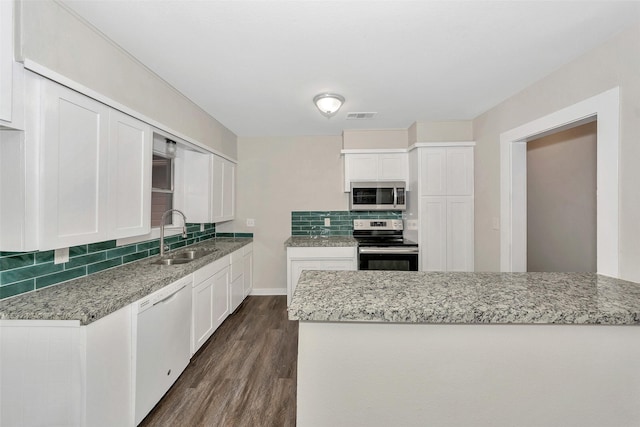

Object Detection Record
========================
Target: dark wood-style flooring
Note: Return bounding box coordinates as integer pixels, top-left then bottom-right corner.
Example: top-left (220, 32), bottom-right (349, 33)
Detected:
top-left (140, 296), bottom-right (298, 427)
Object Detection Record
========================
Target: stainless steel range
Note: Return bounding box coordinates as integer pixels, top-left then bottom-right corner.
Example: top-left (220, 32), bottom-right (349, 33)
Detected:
top-left (353, 219), bottom-right (419, 271)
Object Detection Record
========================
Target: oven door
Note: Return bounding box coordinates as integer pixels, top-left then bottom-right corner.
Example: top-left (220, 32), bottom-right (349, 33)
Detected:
top-left (358, 247), bottom-right (418, 271)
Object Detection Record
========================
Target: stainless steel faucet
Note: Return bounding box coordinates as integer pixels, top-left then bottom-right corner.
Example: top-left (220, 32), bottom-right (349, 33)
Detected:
top-left (159, 209), bottom-right (188, 257)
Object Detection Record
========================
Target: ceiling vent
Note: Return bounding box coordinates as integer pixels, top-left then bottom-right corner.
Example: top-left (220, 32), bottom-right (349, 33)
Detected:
top-left (346, 112), bottom-right (377, 120)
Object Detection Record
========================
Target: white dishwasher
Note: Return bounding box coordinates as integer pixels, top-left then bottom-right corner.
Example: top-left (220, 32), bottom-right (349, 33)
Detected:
top-left (133, 274), bottom-right (193, 425)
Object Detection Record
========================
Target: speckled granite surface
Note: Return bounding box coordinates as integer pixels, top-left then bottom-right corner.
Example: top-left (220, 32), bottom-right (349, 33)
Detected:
top-left (284, 236), bottom-right (357, 247)
top-left (288, 270), bottom-right (640, 325)
top-left (0, 238), bottom-right (252, 325)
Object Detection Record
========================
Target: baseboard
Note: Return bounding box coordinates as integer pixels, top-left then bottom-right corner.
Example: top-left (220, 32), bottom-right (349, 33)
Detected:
top-left (250, 287), bottom-right (287, 296)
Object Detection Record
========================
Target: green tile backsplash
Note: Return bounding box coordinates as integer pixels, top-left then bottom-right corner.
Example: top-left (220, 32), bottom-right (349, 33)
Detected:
top-left (0, 223), bottom-right (257, 300)
top-left (291, 210), bottom-right (403, 236)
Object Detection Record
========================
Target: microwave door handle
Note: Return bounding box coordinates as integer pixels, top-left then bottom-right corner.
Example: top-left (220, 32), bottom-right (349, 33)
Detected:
top-left (393, 187), bottom-right (397, 208)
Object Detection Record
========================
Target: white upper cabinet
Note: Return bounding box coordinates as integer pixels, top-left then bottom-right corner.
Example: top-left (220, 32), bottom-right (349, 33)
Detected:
top-left (0, 73), bottom-right (153, 251)
top-left (180, 149), bottom-right (213, 223)
top-left (212, 155), bottom-right (236, 223)
top-left (0, 0), bottom-right (14, 123)
top-left (40, 79), bottom-right (111, 249)
top-left (342, 150), bottom-right (408, 191)
top-left (180, 152), bottom-right (236, 224)
top-left (107, 110), bottom-right (152, 239)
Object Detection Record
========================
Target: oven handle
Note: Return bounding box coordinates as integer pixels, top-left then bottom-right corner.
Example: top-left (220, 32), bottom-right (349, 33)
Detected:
top-left (359, 247), bottom-right (419, 254)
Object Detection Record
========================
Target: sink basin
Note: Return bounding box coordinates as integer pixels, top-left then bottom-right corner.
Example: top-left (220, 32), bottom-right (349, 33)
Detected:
top-left (152, 249), bottom-right (214, 266)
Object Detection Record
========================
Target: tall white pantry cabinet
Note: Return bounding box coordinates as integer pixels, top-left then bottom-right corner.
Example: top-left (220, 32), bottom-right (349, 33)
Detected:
top-left (408, 143), bottom-right (475, 272)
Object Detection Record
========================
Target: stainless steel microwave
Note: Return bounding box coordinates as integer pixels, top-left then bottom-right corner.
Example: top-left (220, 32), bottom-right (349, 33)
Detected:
top-left (350, 181), bottom-right (406, 211)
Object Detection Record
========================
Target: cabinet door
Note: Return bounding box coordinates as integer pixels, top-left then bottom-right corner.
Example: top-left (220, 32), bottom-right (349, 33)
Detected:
top-left (181, 150), bottom-right (212, 223)
top-left (446, 197), bottom-right (474, 271)
top-left (212, 156), bottom-right (236, 222)
top-left (230, 275), bottom-right (243, 313)
top-left (378, 153), bottom-right (407, 181)
top-left (446, 147), bottom-right (474, 196)
top-left (0, 0), bottom-right (13, 123)
top-left (211, 155), bottom-right (224, 222)
top-left (108, 110), bottom-right (152, 239)
top-left (344, 154), bottom-right (378, 191)
top-left (85, 305), bottom-right (132, 427)
top-left (243, 250), bottom-right (253, 298)
top-left (192, 275), bottom-right (215, 354)
top-left (222, 159), bottom-right (235, 220)
top-left (212, 266), bottom-right (230, 331)
top-left (40, 80), bottom-right (110, 249)
top-left (419, 148), bottom-right (447, 196)
top-left (420, 197), bottom-right (447, 271)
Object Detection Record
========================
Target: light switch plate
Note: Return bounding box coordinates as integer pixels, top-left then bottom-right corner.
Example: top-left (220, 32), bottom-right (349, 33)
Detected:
top-left (246, 218), bottom-right (255, 227)
top-left (324, 218), bottom-right (331, 226)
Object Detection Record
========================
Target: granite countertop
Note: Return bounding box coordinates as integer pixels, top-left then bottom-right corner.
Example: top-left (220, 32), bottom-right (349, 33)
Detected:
top-left (0, 238), bottom-right (252, 325)
top-left (285, 235), bottom-right (357, 248)
top-left (288, 270), bottom-right (640, 325)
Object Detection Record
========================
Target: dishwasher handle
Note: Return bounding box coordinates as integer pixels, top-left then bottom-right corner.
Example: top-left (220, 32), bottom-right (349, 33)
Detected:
top-left (153, 284), bottom-right (187, 306)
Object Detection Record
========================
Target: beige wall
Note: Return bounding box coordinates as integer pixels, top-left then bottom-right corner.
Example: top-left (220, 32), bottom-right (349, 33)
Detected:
top-left (19, 0), bottom-right (237, 158)
top-left (218, 136), bottom-right (349, 292)
top-left (526, 122), bottom-right (597, 272)
top-left (412, 120), bottom-right (474, 142)
top-left (473, 23), bottom-right (640, 282)
top-left (342, 129), bottom-right (408, 149)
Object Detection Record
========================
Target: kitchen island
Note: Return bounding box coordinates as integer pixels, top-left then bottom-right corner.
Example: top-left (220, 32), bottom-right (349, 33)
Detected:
top-left (289, 270), bottom-right (640, 427)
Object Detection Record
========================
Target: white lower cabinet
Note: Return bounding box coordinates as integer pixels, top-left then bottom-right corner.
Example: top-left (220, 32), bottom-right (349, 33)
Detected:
top-left (0, 243), bottom-right (254, 427)
top-left (0, 306), bottom-right (133, 427)
top-left (243, 243), bottom-right (254, 297)
top-left (191, 255), bottom-right (230, 355)
top-left (230, 248), bottom-right (244, 312)
top-left (286, 246), bottom-right (357, 305)
top-left (230, 243), bottom-right (254, 312)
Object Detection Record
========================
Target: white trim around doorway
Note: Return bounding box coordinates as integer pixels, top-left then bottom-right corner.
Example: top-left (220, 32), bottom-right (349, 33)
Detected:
top-left (499, 87), bottom-right (619, 277)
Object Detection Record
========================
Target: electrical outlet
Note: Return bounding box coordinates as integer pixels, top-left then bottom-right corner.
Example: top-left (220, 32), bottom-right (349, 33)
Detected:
top-left (54, 248), bottom-right (69, 264)
top-left (246, 218), bottom-right (255, 227)
top-left (324, 218), bottom-right (331, 226)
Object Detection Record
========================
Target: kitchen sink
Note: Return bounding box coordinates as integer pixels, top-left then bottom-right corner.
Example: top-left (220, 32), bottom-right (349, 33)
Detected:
top-left (152, 249), bottom-right (216, 266)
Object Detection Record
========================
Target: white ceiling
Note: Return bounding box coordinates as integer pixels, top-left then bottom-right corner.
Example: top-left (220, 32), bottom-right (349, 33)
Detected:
top-left (61, 0), bottom-right (640, 137)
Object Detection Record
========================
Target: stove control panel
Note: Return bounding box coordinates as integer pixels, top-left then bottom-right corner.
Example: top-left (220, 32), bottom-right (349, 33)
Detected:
top-left (353, 219), bottom-right (404, 231)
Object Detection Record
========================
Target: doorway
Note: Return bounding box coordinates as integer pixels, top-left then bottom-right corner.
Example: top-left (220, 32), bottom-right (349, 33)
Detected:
top-left (526, 121), bottom-right (597, 272)
top-left (499, 87), bottom-right (619, 277)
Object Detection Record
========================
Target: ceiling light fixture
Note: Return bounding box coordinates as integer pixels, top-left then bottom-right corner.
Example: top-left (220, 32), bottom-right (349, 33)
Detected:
top-left (313, 93), bottom-right (345, 118)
